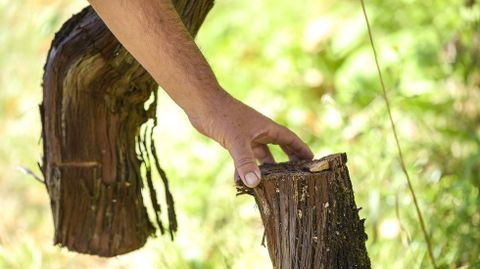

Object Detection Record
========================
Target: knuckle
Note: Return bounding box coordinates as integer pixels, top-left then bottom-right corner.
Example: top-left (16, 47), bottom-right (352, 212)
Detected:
top-left (265, 128), bottom-right (280, 144)
top-left (251, 127), bottom-right (269, 140)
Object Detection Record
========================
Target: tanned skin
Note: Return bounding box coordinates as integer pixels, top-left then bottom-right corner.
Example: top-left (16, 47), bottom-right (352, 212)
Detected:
top-left (88, 0), bottom-right (313, 188)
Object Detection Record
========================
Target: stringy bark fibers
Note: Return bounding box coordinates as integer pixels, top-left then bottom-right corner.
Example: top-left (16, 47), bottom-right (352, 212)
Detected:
top-left (40, 1), bottom-right (213, 257)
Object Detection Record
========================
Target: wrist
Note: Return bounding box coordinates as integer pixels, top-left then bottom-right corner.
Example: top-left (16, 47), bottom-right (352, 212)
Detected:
top-left (184, 85), bottom-right (234, 119)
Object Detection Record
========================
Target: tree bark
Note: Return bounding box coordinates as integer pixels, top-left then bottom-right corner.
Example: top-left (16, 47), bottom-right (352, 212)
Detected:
top-left (237, 153), bottom-right (371, 269)
top-left (40, 1), bottom-right (213, 257)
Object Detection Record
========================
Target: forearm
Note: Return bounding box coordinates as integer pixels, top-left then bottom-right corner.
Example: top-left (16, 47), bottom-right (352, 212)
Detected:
top-left (88, 0), bottom-right (224, 116)
top-left (88, 0), bottom-right (313, 188)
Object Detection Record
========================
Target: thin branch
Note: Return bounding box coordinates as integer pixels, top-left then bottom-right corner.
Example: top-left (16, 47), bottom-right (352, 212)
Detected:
top-left (16, 165), bottom-right (44, 184)
top-left (359, 1), bottom-right (437, 268)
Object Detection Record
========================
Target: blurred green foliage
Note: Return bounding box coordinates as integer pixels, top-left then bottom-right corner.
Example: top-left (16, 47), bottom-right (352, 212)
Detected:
top-left (0, 0), bottom-right (479, 268)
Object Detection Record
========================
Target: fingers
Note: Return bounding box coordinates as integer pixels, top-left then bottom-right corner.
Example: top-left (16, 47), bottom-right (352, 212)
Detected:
top-left (233, 169), bottom-right (242, 186)
top-left (253, 144), bottom-right (275, 164)
top-left (280, 144), bottom-right (301, 161)
top-left (276, 127), bottom-right (313, 160)
top-left (233, 145), bottom-right (273, 187)
top-left (228, 142), bottom-right (261, 188)
top-left (256, 125), bottom-right (314, 161)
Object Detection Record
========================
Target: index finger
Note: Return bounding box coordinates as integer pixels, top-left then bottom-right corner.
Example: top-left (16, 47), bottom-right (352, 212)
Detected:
top-left (256, 125), bottom-right (314, 161)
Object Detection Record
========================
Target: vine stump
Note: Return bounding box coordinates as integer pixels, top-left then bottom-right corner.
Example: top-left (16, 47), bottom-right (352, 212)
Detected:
top-left (238, 153), bottom-right (371, 269)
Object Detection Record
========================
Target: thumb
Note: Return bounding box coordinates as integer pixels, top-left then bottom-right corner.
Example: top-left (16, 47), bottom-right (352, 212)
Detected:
top-left (228, 143), bottom-right (261, 188)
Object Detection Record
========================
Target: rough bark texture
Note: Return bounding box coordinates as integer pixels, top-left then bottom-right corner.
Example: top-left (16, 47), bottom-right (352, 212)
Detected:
top-left (238, 153), bottom-right (371, 269)
top-left (40, 1), bottom-right (213, 257)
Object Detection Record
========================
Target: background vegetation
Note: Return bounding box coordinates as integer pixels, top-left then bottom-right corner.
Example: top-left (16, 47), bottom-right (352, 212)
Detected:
top-left (0, 0), bottom-right (479, 268)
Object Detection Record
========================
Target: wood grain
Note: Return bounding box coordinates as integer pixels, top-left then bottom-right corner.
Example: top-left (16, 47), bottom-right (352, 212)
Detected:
top-left (238, 153), bottom-right (371, 269)
top-left (40, 1), bottom-right (213, 256)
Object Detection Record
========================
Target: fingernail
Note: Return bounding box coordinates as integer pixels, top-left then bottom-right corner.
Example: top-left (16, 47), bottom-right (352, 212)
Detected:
top-left (245, 172), bottom-right (259, 187)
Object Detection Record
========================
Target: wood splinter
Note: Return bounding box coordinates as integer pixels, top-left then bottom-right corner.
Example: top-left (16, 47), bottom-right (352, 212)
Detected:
top-left (306, 160), bottom-right (330, 172)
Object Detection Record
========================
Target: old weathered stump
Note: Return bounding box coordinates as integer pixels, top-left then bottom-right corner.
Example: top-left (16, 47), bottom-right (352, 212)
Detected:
top-left (238, 153), bottom-right (370, 269)
top-left (40, 2), bottom-right (213, 257)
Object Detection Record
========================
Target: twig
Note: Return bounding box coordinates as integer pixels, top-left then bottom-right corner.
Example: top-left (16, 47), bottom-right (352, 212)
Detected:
top-left (359, 1), bottom-right (437, 268)
top-left (16, 165), bottom-right (44, 184)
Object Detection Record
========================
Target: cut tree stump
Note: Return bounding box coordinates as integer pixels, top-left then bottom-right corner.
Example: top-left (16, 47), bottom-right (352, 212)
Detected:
top-left (237, 153), bottom-right (371, 269)
top-left (40, 1), bottom-right (213, 257)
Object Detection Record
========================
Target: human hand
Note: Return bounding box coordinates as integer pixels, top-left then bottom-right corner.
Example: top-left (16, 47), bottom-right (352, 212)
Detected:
top-left (87, 0), bottom-right (313, 187)
top-left (188, 91), bottom-right (314, 188)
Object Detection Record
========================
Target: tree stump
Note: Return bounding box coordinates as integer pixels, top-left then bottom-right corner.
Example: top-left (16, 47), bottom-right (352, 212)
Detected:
top-left (40, 1), bottom-right (213, 257)
top-left (238, 153), bottom-right (371, 269)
